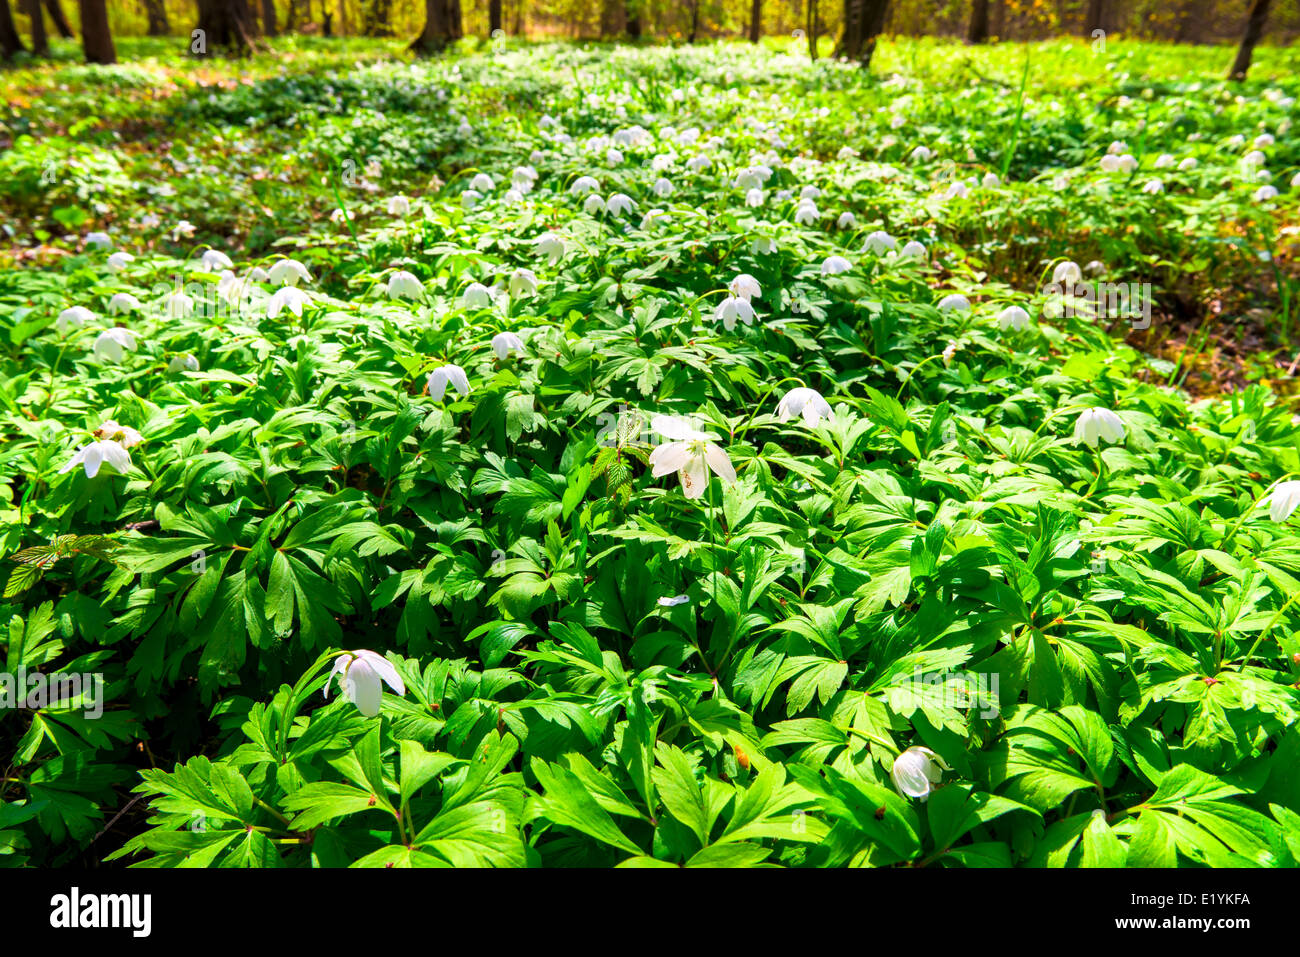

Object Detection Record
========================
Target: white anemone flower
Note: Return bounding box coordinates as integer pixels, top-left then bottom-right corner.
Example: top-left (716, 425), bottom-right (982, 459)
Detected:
top-left (648, 415), bottom-right (737, 500)
top-left (1263, 481), bottom-right (1300, 523)
top-left (1073, 408), bottom-right (1126, 448)
top-left (751, 236), bottom-right (777, 256)
top-left (821, 255), bottom-right (853, 276)
top-left (569, 175), bottom-right (599, 195)
top-left (168, 354), bottom-right (200, 373)
top-left (1254, 185), bottom-right (1279, 202)
top-left (944, 180), bottom-right (970, 200)
top-left (793, 200), bottom-right (819, 225)
top-left (462, 282), bottom-right (493, 309)
top-left (1178, 157), bottom-right (1198, 171)
top-left (387, 195), bottom-right (412, 217)
top-left (1141, 179), bottom-right (1164, 194)
top-left (491, 331), bottom-right (525, 361)
top-left (998, 305), bottom-right (1031, 331)
top-left (535, 232), bottom-right (565, 265)
top-left (714, 296), bottom-right (756, 330)
top-left (891, 747), bottom-right (950, 801)
top-left (59, 435), bottom-right (134, 479)
top-left (386, 270), bottom-right (425, 300)
top-left (1052, 261), bottom-right (1082, 285)
top-left (503, 188), bottom-right (525, 205)
top-left (268, 258), bottom-right (312, 287)
top-left (164, 290), bottom-right (194, 319)
top-left (837, 146), bottom-right (860, 160)
top-left (1099, 154), bottom-right (1121, 172)
top-left (776, 387), bottom-right (832, 426)
top-left (640, 209), bottom-right (668, 229)
top-left (837, 211), bottom-right (857, 229)
top-left (57, 306), bottom-right (94, 334)
top-left (201, 249), bottom-right (233, 271)
top-left (745, 188), bottom-right (765, 207)
top-left (268, 287), bottom-right (311, 318)
top-left (426, 364), bottom-right (471, 402)
top-left (171, 220), bottom-right (196, 241)
top-left (93, 328), bottom-right (136, 363)
top-left (107, 252), bottom-right (134, 272)
top-left (910, 146), bottom-right (933, 162)
top-left (606, 147), bottom-right (624, 166)
top-left (461, 189), bottom-right (482, 210)
top-left (1254, 133), bottom-right (1275, 148)
top-left (982, 172), bottom-right (1000, 188)
top-left (583, 194), bottom-right (606, 215)
top-left (937, 293), bottom-right (970, 312)
top-left (729, 274), bottom-right (761, 301)
top-left (512, 166), bottom-right (538, 191)
top-left (657, 595), bottom-right (690, 607)
top-left (1153, 153), bottom-right (1175, 169)
top-left (686, 155), bottom-right (710, 172)
top-left (865, 230), bottom-right (896, 255)
top-left (652, 177), bottom-right (674, 197)
top-left (1242, 150), bottom-right (1267, 168)
top-left (107, 294), bottom-right (141, 316)
top-left (469, 173), bottom-right (493, 192)
top-left (607, 193), bottom-right (636, 216)
top-left (900, 240), bottom-right (927, 259)
top-left (325, 650), bottom-right (406, 718)
top-left (86, 231), bottom-right (112, 249)
top-left (509, 268), bottom-right (539, 298)
top-left (800, 185), bottom-right (822, 201)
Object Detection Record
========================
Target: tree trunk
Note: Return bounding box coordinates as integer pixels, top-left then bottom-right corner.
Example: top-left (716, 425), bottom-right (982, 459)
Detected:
top-left (967, 0), bottom-right (989, 43)
top-left (489, 0), bottom-right (501, 33)
top-left (261, 0), bottom-right (275, 35)
top-left (748, 0), bottom-right (759, 41)
top-left (78, 0), bottom-right (114, 62)
top-left (599, 0), bottom-right (617, 36)
top-left (411, 0), bottom-right (455, 54)
top-left (688, 0), bottom-right (699, 42)
top-left (842, 0), bottom-right (888, 66)
top-left (0, 0), bottom-right (25, 57)
top-left (44, 0), bottom-right (72, 37)
top-left (25, 0), bottom-right (48, 55)
top-left (1082, 0), bottom-right (1104, 37)
top-left (625, 0), bottom-right (639, 38)
top-left (1228, 0), bottom-right (1271, 80)
top-left (141, 0), bottom-right (168, 35)
top-left (806, 0), bottom-right (817, 58)
top-left (195, 0), bottom-right (255, 53)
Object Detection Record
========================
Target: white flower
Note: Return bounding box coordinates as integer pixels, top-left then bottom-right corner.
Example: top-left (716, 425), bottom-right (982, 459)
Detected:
top-left (248, 266), bottom-right (270, 282)
top-left (509, 268), bottom-right (539, 298)
top-left (1264, 481), bottom-right (1300, 523)
top-left (164, 290), bottom-right (194, 318)
top-left (461, 189), bottom-right (482, 210)
top-left (426, 364), bottom-right (470, 401)
top-left (268, 286), bottom-right (312, 318)
top-left (657, 595), bottom-right (690, 607)
top-left (686, 155), bottom-right (710, 172)
top-left (1153, 153), bottom-right (1175, 169)
top-left (93, 327), bottom-right (136, 362)
top-left (1178, 157), bottom-right (1198, 171)
top-left (607, 193), bottom-right (635, 216)
top-left (776, 387), bottom-right (832, 426)
top-left (865, 230), bottom-right (896, 255)
top-left (1118, 154), bottom-right (1138, 172)
top-left (648, 414), bottom-right (737, 500)
top-left (535, 232), bottom-right (565, 265)
top-left (1141, 179), bottom-right (1164, 194)
top-left (387, 195), bottom-right (412, 217)
top-left (745, 188), bottom-right (765, 207)
top-left (606, 147), bottom-right (625, 166)
top-left (1254, 133), bottom-right (1275, 148)
top-left (168, 354), bottom-right (200, 373)
top-left (1107, 140), bottom-right (1128, 155)
top-left (491, 331), bottom-right (525, 360)
top-left (714, 296), bottom-right (756, 330)
top-left (751, 236), bottom-right (777, 256)
top-left (944, 180), bottom-right (970, 200)
top-left (569, 175), bottom-right (600, 195)
top-left (998, 305), bottom-right (1030, 331)
top-left (800, 185), bottom-right (822, 201)
top-left (57, 306), bottom-right (94, 334)
top-left (1099, 154), bottom-right (1121, 172)
top-left (582, 194), bottom-right (605, 215)
top-left (937, 293), bottom-right (970, 312)
top-left (201, 249), bottom-right (233, 271)
top-left (652, 177), bottom-right (674, 197)
top-left (981, 172), bottom-right (1000, 188)
top-left (821, 255), bottom-right (852, 276)
top-left (386, 270), bottom-right (425, 300)
top-left (910, 146), bottom-right (933, 162)
top-left (793, 200), bottom-right (819, 225)
top-left (1254, 185), bottom-right (1279, 202)
top-left (268, 258), bottom-right (312, 287)
top-left (503, 188), bottom-right (525, 205)
top-left (1084, 260), bottom-right (1107, 277)
top-left (171, 220), bottom-right (196, 241)
top-left (729, 274), bottom-right (761, 301)
top-left (641, 209), bottom-right (668, 229)
top-left (107, 294), bottom-right (141, 316)
top-left (325, 650), bottom-right (406, 718)
top-left (1292, 172), bottom-right (1300, 188)
top-left (1052, 261), bottom-right (1082, 285)
top-left (900, 240), bottom-right (927, 259)
top-left (837, 211), bottom-right (857, 229)
top-left (86, 231), bottom-right (112, 249)
top-left (891, 746), bottom-right (950, 800)
top-left (733, 165), bottom-right (772, 190)
top-left (107, 252), bottom-right (134, 272)
top-left (1242, 150), bottom-right (1267, 168)
top-left (837, 146), bottom-right (860, 160)
top-left (1073, 407), bottom-right (1126, 448)
top-left (59, 437), bottom-right (133, 479)
top-left (469, 173), bottom-right (493, 192)
top-left (512, 166), bottom-right (538, 191)
top-left (462, 282), bottom-right (493, 309)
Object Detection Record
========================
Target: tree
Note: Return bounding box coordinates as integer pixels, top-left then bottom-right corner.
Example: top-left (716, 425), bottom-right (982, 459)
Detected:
top-left (687, 0), bottom-right (699, 43)
top-left (261, 0), bottom-right (276, 36)
top-left (841, 0), bottom-right (888, 67)
top-left (410, 0), bottom-right (458, 54)
top-left (625, 0), bottom-right (639, 38)
top-left (967, 0), bottom-right (989, 44)
top-left (488, 0), bottom-right (501, 34)
top-left (44, 0), bottom-right (73, 38)
top-left (194, 0), bottom-right (256, 53)
top-left (806, 0), bottom-right (817, 59)
top-left (748, 0), bottom-right (759, 42)
top-left (0, 0), bottom-right (26, 57)
top-left (24, 0), bottom-right (48, 55)
top-left (1082, 0), bottom-right (1104, 38)
top-left (142, 0), bottom-right (169, 35)
top-left (1228, 0), bottom-right (1272, 81)
top-left (78, 0), bottom-right (114, 62)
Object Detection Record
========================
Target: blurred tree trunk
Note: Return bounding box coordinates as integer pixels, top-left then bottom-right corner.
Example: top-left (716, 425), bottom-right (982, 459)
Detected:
top-left (748, 0), bottom-right (759, 41)
top-left (967, 0), bottom-right (989, 43)
top-left (1228, 0), bottom-right (1271, 80)
top-left (1082, 0), bottom-right (1104, 37)
top-left (44, 0), bottom-right (72, 37)
top-left (286, 0), bottom-right (297, 29)
top-left (0, 0), bottom-right (25, 57)
top-left (625, 0), bottom-right (639, 37)
top-left (142, 0), bottom-right (168, 35)
top-left (195, 0), bottom-right (255, 53)
top-left (411, 0), bottom-right (457, 54)
top-left (261, 0), bottom-right (275, 35)
top-left (599, 0), bottom-right (616, 36)
top-left (990, 0), bottom-right (1003, 38)
top-left (489, 0), bottom-right (501, 33)
top-left (24, 0), bottom-right (47, 55)
top-left (842, 0), bottom-right (888, 66)
top-left (688, 0), bottom-right (699, 42)
top-left (78, 0), bottom-right (114, 61)
top-left (806, 0), bottom-right (817, 58)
